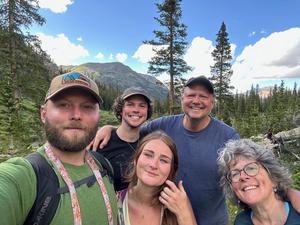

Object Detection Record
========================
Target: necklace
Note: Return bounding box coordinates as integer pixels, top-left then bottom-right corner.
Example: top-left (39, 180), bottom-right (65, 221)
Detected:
top-left (116, 128), bottom-right (138, 152)
top-left (126, 142), bottom-right (136, 152)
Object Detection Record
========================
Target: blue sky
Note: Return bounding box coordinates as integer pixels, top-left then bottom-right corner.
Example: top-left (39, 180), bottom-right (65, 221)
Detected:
top-left (31, 0), bottom-right (300, 92)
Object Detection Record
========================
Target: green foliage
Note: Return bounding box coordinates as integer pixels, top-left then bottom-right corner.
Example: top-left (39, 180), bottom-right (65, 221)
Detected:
top-left (0, 0), bottom-right (54, 153)
top-left (173, 76), bottom-right (186, 104)
top-left (231, 82), bottom-right (300, 138)
top-left (99, 110), bottom-right (120, 127)
top-left (0, 70), bottom-right (14, 152)
top-left (145, 0), bottom-right (191, 113)
top-left (98, 84), bottom-right (121, 111)
top-left (280, 151), bottom-right (300, 190)
top-left (0, 0), bottom-right (46, 98)
top-left (0, 0), bottom-right (45, 33)
top-left (0, 4), bottom-right (299, 223)
top-left (226, 200), bottom-right (240, 225)
top-left (292, 171), bottom-right (300, 190)
top-left (153, 98), bottom-right (170, 115)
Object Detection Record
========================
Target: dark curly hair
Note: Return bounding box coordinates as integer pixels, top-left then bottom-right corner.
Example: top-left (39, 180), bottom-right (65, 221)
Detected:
top-left (112, 95), bottom-right (153, 122)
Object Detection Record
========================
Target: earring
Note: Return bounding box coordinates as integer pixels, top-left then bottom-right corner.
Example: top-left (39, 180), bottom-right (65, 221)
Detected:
top-left (273, 187), bottom-right (278, 193)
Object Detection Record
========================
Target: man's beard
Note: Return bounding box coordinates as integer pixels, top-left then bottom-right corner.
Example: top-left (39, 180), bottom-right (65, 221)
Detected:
top-left (44, 119), bottom-right (98, 152)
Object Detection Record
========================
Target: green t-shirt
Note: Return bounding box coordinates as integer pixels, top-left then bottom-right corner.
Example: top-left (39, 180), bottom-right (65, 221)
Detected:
top-left (0, 147), bottom-right (118, 225)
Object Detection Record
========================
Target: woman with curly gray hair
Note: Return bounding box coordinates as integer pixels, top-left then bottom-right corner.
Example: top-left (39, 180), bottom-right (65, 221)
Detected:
top-left (218, 139), bottom-right (300, 225)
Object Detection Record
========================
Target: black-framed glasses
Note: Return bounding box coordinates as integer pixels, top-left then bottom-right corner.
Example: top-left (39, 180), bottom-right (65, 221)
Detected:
top-left (227, 162), bottom-right (260, 183)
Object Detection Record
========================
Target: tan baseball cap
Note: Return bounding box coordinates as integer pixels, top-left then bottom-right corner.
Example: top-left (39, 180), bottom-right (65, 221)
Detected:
top-left (45, 72), bottom-right (103, 104)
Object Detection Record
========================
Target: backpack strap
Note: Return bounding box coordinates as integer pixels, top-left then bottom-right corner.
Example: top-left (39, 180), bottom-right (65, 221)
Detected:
top-left (24, 152), bottom-right (60, 225)
top-left (24, 151), bottom-right (114, 225)
top-left (89, 150), bottom-right (114, 184)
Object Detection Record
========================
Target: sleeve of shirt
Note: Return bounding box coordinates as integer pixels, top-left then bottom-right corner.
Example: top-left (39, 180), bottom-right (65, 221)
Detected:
top-left (0, 157), bottom-right (37, 225)
top-left (140, 117), bottom-right (164, 137)
top-left (231, 129), bottom-right (240, 140)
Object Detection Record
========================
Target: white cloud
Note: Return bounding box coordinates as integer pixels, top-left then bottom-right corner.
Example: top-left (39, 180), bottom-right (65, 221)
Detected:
top-left (132, 38), bottom-right (216, 84)
top-left (77, 37), bottom-right (83, 41)
top-left (133, 38), bottom-right (216, 79)
top-left (183, 36), bottom-right (236, 80)
top-left (249, 31), bottom-right (256, 37)
top-left (36, 32), bottom-right (89, 65)
top-left (38, 0), bottom-right (73, 13)
top-left (116, 53), bottom-right (128, 63)
top-left (184, 37), bottom-right (215, 76)
top-left (133, 44), bottom-right (155, 63)
top-left (156, 72), bottom-right (170, 85)
top-left (95, 52), bottom-right (104, 60)
top-left (231, 43), bottom-right (237, 59)
top-left (232, 27), bottom-right (300, 92)
top-left (131, 28), bottom-right (300, 93)
top-left (133, 37), bottom-right (223, 83)
top-left (109, 54), bottom-right (114, 60)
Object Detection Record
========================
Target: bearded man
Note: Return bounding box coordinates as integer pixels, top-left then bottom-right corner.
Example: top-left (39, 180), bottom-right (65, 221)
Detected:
top-left (0, 72), bottom-right (118, 225)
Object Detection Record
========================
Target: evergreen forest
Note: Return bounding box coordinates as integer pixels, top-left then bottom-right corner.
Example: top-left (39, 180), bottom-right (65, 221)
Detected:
top-left (0, 1), bottom-right (300, 223)
top-left (0, 0), bottom-right (299, 166)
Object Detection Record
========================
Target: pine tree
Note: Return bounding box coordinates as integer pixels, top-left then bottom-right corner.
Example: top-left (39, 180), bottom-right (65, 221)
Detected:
top-left (0, 0), bottom-right (45, 96)
top-left (145, 0), bottom-right (191, 113)
top-left (227, 81), bottom-right (299, 138)
top-left (173, 76), bottom-right (186, 112)
top-left (0, 69), bottom-right (14, 152)
top-left (210, 22), bottom-right (234, 117)
top-left (0, 0), bottom-right (48, 151)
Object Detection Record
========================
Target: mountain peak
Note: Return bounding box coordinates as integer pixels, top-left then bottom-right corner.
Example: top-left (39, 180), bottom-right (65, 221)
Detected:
top-left (64, 62), bottom-right (168, 101)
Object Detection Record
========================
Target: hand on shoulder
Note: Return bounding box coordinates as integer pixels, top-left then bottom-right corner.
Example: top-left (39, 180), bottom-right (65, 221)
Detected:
top-left (89, 125), bottom-right (115, 151)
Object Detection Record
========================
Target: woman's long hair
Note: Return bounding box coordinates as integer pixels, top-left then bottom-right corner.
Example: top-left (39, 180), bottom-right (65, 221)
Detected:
top-left (125, 130), bottom-right (179, 225)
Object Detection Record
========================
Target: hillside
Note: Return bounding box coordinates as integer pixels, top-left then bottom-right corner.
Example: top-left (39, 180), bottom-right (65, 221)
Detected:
top-left (63, 62), bottom-right (169, 101)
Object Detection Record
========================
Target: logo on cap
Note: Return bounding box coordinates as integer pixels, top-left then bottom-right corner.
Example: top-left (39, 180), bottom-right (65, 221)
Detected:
top-left (62, 72), bottom-right (91, 87)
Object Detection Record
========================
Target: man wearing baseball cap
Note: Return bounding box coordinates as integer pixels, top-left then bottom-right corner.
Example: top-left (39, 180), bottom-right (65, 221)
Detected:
top-left (94, 75), bottom-right (300, 224)
top-left (93, 75), bottom-right (238, 225)
top-left (0, 72), bottom-right (118, 225)
top-left (98, 86), bottom-right (153, 191)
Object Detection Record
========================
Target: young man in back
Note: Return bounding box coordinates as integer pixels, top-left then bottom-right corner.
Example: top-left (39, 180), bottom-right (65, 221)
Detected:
top-left (99, 87), bottom-right (152, 191)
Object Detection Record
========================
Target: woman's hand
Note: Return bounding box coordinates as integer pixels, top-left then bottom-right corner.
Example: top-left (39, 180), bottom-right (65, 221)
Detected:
top-left (159, 180), bottom-right (197, 225)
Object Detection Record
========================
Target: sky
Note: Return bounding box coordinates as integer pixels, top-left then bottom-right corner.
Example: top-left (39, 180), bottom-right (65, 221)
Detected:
top-left (30, 0), bottom-right (300, 92)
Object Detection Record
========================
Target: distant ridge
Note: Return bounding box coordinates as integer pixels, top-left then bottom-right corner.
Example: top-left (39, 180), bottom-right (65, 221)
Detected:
top-left (62, 62), bottom-right (168, 101)
top-left (241, 86), bottom-right (273, 98)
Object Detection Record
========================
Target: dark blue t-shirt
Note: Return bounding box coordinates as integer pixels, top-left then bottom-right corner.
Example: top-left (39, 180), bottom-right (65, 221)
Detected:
top-left (234, 202), bottom-right (300, 224)
top-left (141, 114), bottom-right (239, 225)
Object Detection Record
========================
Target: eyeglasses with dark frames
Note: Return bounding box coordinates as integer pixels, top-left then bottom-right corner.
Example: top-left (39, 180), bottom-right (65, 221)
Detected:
top-left (227, 162), bottom-right (261, 183)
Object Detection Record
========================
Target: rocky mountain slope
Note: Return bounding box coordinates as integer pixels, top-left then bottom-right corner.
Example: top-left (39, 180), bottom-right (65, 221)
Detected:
top-left (63, 62), bottom-right (168, 101)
